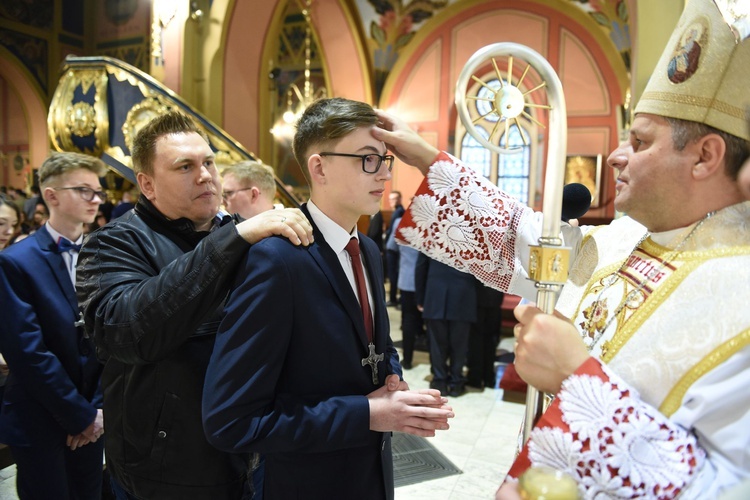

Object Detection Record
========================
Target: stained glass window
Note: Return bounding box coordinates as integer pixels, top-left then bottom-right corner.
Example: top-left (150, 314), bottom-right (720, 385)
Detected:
top-left (461, 127), bottom-right (490, 177)
top-left (497, 126), bottom-right (530, 204)
top-left (457, 76), bottom-right (536, 206)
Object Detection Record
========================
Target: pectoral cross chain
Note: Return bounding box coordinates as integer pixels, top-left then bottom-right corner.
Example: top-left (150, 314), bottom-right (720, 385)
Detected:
top-left (361, 342), bottom-right (384, 385)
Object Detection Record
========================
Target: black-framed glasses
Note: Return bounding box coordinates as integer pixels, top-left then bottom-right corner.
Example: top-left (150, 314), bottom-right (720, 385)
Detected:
top-left (54, 186), bottom-right (107, 202)
top-left (319, 152), bottom-right (394, 174)
top-left (222, 187), bottom-right (253, 200)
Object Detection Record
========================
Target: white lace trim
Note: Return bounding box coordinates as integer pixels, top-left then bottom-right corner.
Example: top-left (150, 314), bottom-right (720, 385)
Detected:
top-left (400, 155), bottom-right (527, 292)
top-left (528, 364), bottom-right (705, 499)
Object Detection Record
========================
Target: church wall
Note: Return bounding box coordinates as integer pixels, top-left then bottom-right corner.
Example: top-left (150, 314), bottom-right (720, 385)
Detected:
top-left (0, 52), bottom-right (48, 189)
top-left (0, 75), bottom-right (31, 188)
top-left (222, 0), bottom-right (277, 155)
top-left (379, 0), bottom-right (628, 219)
top-left (222, 0), bottom-right (371, 163)
top-left (0, 0), bottom-right (684, 210)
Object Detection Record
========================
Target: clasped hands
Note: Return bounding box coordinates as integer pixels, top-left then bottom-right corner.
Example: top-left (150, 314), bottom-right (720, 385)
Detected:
top-left (368, 374), bottom-right (454, 438)
top-left (67, 408), bottom-right (104, 451)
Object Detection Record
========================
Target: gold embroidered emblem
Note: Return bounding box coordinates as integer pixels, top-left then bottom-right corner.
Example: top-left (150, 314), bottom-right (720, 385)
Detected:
top-left (580, 298), bottom-right (608, 339)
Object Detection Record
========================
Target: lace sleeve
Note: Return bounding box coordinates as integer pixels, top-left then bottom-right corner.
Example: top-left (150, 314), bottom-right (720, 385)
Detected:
top-left (506, 357), bottom-right (706, 499)
top-left (396, 152), bottom-right (535, 293)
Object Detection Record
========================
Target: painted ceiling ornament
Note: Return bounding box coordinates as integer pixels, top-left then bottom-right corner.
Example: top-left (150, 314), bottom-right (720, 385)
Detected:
top-left (367, 0), bottom-right (449, 98)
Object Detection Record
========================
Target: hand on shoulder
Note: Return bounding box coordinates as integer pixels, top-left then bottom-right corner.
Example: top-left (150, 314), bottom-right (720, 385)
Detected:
top-left (236, 208), bottom-right (314, 246)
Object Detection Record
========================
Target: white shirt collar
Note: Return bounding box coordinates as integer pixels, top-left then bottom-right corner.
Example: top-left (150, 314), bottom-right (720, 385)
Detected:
top-left (45, 222), bottom-right (83, 245)
top-left (306, 200), bottom-right (358, 253)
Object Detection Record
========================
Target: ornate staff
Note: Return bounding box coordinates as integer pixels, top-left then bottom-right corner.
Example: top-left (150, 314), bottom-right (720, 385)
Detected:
top-left (455, 43), bottom-right (570, 442)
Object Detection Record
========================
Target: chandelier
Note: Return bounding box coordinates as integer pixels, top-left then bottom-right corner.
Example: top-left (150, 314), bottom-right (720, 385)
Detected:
top-left (272, 0), bottom-right (327, 137)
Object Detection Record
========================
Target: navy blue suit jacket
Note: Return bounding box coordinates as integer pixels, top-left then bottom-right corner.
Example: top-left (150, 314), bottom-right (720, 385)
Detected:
top-left (415, 253), bottom-right (478, 323)
top-left (0, 226), bottom-right (102, 446)
top-left (203, 205), bottom-right (400, 499)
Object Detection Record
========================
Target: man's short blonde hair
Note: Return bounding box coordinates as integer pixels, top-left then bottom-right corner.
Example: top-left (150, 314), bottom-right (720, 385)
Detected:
top-left (38, 152), bottom-right (107, 187)
top-left (221, 160), bottom-right (276, 196)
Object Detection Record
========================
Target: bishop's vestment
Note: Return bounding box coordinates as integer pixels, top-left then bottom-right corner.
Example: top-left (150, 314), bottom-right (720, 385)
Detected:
top-left (397, 152), bottom-right (750, 498)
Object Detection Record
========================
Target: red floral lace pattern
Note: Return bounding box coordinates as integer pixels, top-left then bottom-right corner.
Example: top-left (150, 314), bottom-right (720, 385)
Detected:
top-left (396, 152), bottom-right (527, 292)
top-left (510, 358), bottom-right (705, 499)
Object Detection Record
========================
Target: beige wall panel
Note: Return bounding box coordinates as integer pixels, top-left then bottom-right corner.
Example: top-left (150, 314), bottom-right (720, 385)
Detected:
top-left (391, 40), bottom-right (441, 122)
top-left (223, 0), bottom-right (276, 153)
top-left (313, 2), bottom-right (368, 102)
top-left (6, 89), bottom-right (27, 145)
top-left (0, 52), bottom-right (47, 176)
top-left (567, 127), bottom-right (611, 156)
top-left (560, 30), bottom-right (610, 116)
top-left (450, 12), bottom-right (548, 97)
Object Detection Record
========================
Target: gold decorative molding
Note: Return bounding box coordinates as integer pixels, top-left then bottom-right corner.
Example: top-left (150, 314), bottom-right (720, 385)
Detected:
top-left (69, 102), bottom-right (97, 137)
top-left (123, 97), bottom-right (171, 152)
top-left (48, 68), bottom-right (109, 156)
top-left (47, 55), bottom-right (290, 204)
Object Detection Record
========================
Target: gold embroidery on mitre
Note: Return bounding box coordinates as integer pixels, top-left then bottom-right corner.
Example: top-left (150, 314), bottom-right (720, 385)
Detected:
top-left (667, 19), bottom-right (709, 84)
top-left (634, 0), bottom-right (750, 141)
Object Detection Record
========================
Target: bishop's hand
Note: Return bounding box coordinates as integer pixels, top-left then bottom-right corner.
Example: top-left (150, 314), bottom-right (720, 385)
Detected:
top-left (512, 304), bottom-right (590, 394)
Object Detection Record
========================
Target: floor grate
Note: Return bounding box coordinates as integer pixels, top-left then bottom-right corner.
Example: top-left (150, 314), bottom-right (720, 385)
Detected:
top-left (392, 432), bottom-right (462, 487)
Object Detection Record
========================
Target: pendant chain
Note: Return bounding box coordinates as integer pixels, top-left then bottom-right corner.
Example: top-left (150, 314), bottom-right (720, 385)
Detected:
top-left (583, 211), bottom-right (716, 350)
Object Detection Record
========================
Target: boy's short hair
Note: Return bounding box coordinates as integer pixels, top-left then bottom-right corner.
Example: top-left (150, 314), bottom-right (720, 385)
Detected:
top-left (292, 97), bottom-right (378, 184)
top-left (131, 111), bottom-right (208, 175)
top-left (38, 152), bottom-right (107, 187)
top-left (221, 160), bottom-right (276, 195)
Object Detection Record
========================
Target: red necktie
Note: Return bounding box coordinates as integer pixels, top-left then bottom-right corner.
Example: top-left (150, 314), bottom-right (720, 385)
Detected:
top-left (345, 238), bottom-right (374, 342)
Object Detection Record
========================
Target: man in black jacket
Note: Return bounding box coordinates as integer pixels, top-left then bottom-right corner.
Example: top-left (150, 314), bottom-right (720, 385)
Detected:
top-left (415, 253), bottom-right (477, 398)
top-left (77, 112), bottom-right (312, 499)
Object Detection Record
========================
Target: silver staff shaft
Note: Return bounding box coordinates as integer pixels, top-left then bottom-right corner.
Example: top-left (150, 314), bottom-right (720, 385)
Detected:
top-left (523, 282), bottom-right (563, 442)
top-left (455, 42), bottom-right (569, 444)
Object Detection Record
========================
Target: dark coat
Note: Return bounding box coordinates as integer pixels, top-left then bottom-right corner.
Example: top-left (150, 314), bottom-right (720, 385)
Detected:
top-left (367, 210), bottom-right (384, 251)
top-left (415, 253), bottom-right (477, 323)
top-left (0, 225), bottom-right (102, 446)
top-left (203, 204), bottom-right (400, 500)
top-left (76, 197), bottom-right (251, 499)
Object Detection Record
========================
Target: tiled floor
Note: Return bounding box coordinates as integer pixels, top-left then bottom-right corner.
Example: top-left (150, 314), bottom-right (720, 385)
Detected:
top-left (0, 461), bottom-right (16, 499)
top-left (0, 304), bottom-right (525, 500)
top-left (387, 305), bottom-right (525, 500)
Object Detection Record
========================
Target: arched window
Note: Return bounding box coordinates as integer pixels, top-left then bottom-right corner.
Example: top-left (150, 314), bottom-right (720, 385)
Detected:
top-left (457, 76), bottom-right (541, 206)
top-left (497, 126), bottom-right (530, 204)
top-left (461, 127), bottom-right (490, 177)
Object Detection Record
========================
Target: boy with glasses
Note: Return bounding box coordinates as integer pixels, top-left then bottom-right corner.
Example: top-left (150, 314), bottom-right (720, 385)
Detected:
top-left (203, 97), bottom-right (453, 499)
top-left (0, 152), bottom-right (107, 499)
